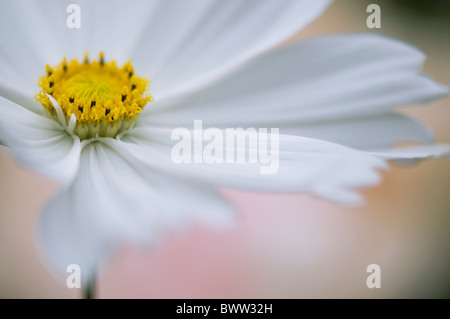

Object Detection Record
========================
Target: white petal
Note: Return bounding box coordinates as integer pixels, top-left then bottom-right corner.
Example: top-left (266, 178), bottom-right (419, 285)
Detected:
top-left (280, 113), bottom-right (434, 150)
top-left (53, 0), bottom-right (159, 61)
top-left (0, 0), bottom-right (152, 64)
top-left (147, 33), bottom-right (447, 120)
top-left (108, 131), bottom-right (386, 205)
top-left (39, 141), bottom-right (235, 280)
top-left (369, 144), bottom-right (450, 164)
top-left (0, 82), bottom-right (44, 115)
top-left (0, 1), bottom-right (69, 110)
top-left (0, 0), bottom-right (55, 113)
top-left (130, 0), bottom-right (332, 98)
top-left (0, 0), bottom-right (154, 111)
top-left (0, 97), bottom-right (80, 185)
top-left (0, 1), bottom-right (57, 88)
top-left (142, 34), bottom-right (447, 146)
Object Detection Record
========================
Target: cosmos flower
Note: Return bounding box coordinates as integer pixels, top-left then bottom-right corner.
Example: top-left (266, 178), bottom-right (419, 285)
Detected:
top-left (0, 0), bottom-right (448, 284)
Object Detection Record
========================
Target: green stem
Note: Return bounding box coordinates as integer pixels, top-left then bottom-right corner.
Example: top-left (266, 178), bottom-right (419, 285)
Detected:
top-left (83, 276), bottom-right (96, 299)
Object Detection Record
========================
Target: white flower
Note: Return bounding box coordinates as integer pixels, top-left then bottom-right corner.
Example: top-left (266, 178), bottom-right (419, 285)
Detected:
top-left (0, 0), bottom-right (448, 282)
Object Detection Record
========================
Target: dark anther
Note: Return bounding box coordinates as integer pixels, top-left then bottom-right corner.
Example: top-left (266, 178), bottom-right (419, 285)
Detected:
top-left (131, 84), bottom-right (136, 91)
top-left (69, 97), bottom-right (75, 103)
top-left (128, 71), bottom-right (133, 78)
top-left (100, 58), bottom-right (104, 66)
top-left (47, 71), bottom-right (53, 76)
top-left (63, 65), bottom-right (67, 72)
top-left (49, 81), bottom-right (54, 88)
top-left (91, 101), bottom-right (96, 107)
top-left (78, 106), bottom-right (83, 113)
top-left (121, 94), bottom-right (127, 102)
top-left (105, 108), bottom-right (110, 116)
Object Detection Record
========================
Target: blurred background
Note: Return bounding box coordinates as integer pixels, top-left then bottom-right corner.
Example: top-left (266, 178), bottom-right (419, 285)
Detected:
top-left (1, 0), bottom-right (449, 298)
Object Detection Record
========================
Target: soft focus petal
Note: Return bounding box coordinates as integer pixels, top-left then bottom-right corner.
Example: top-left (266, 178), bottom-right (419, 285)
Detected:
top-left (142, 34), bottom-right (447, 150)
top-left (131, 0), bottom-right (332, 98)
top-left (0, 97), bottom-right (80, 185)
top-left (0, 0), bottom-right (155, 111)
top-left (369, 144), bottom-right (450, 164)
top-left (108, 131), bottom-right (387, 205)
top-left (39, 141), bottom-right (235, 281)
top-left (0, 0), bottom-right (332, 106)
top-left (0, 0), bottom-right (60, 113)
top-left (0, 83), bottom-right (44, 115)
top-left (48, 0), bottom-right (158, 61)
top-left (0, 1), bottom-right (59, 88)
top-left (0, 0), bottom-right (155, 63)
top-left (280, 113), bottom-right (435, 150)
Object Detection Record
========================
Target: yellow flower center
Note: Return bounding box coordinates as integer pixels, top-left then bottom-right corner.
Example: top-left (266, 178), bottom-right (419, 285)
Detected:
top-left (35, 52), bottom-right (153, 140)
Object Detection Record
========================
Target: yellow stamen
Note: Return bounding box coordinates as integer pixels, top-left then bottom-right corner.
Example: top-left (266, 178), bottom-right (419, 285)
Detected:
top-left (35, 51), bottom-right (153, 140)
